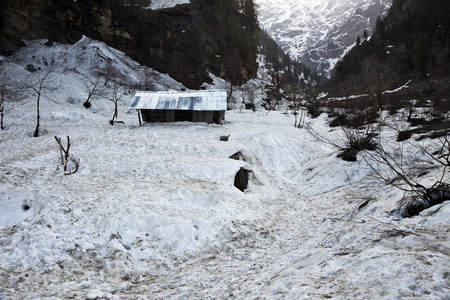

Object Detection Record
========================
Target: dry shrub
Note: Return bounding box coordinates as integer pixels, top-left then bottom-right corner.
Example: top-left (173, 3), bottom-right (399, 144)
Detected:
top-left (362, 136), bottom-right (450, 217)
top-left (337, 125), bottom-right (378, 162)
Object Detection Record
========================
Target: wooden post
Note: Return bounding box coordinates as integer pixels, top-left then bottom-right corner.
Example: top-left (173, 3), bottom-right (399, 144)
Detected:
top-left (54, 136), bottom-right (71, 171)
top-left (138, 110), bottom-right (142, 126)
top-left (55, 136), bottom-right (64, 165)
top-left (65, 136), bottom-right (71, 171)
top-left (0, 107), bottom-right (3, 130)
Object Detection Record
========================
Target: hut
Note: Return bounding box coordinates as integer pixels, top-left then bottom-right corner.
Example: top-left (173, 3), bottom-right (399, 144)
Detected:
top-left (129, 90), bottom-right (227, 124)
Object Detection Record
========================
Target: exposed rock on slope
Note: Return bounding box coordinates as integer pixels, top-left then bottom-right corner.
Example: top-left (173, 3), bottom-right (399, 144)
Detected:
top-left (256, 0), bottom-right (392, 80)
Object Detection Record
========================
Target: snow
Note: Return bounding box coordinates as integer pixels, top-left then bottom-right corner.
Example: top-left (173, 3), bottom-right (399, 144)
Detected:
top-left (383, 79), bottom-right (412, 94)
top-left (0, 39), bottom-right (449, 299)
top-left (328, 80), bottom-right (413, 100)
top-left (0, 191), bottom-right (40, 227)
top-left (149, 0), bottom-right (190, 10)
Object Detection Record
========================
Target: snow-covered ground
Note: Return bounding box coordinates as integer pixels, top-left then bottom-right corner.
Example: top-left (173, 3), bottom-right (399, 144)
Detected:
top-left (0, 39), bottom-right (449, 299)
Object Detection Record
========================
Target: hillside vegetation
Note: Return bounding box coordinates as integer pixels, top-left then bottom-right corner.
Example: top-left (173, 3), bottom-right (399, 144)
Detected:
top-left (326, 0), bottom-right (450, 106)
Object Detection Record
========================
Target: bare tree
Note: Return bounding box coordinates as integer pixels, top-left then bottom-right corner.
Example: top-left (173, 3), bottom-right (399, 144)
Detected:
top-left (22, 69), bottom-right (57, 137)
top-left (362, 58), bottom-right (373, 102)
top-left (285, 83), bottom-right (305, 127)
top-left (99, 63), bottom-right (117, 87)
top-left (297, 109), bottom-right (307, 129)
top-left (261, 84), bottom-right (283, 112)
top-left (107, 80), bottom-right (125, 125)
top-left (82, 76), bottom-right (104, 108)
top-left (376, 68), bottom-right (383, 112)
top-left (308, 123), bottom-right (379, 162)
top-left (226, 82), bottom-right (236, 110)
top-left (240, 83), bottom-right (260, 111)
top-left (0, 85), bottom-right (5, 130)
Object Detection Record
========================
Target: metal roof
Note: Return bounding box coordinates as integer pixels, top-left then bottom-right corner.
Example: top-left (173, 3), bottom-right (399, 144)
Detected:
top-left (129, 90), bottom-right (227, 111)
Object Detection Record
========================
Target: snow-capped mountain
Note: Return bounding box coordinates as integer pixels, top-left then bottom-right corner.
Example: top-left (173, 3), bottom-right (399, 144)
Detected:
top-left (256, 0), bottom-right (392, 79)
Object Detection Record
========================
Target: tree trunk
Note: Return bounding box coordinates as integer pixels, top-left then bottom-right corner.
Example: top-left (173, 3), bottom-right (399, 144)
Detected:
top-left (34, 94), bottom-right (40, 137)
top-left (377, 69), bottom-right (382, 111)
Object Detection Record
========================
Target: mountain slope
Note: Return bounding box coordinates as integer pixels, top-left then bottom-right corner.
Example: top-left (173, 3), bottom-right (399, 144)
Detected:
top-left (256, 0), bottom-right (392, 79)
top-left (0, 0), bottom-right (258, 89)
top-left (325, 0), bottom-right (450, 102)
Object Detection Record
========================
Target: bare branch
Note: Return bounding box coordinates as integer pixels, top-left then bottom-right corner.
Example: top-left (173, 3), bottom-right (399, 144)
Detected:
top-left (64, 155), bottom-right (79, 176)
top-left (361, 134), bottom-right (450, 217)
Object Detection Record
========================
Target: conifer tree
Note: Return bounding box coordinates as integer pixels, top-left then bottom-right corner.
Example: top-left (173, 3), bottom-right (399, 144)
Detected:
top-left (363, 29), bottom-right (369, 41)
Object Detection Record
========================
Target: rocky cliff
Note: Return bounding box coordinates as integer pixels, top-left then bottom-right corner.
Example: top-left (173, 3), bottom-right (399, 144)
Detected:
top-left (0, 0), bottom-right (258, 89)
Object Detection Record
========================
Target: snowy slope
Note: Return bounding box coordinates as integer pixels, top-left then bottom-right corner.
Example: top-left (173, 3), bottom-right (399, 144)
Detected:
top-left (256, 0), bottom-right (392, 78)
top-left (14, 37), bottom-right (184, 93)
top-left (0, 39), bottom-right (449, 299)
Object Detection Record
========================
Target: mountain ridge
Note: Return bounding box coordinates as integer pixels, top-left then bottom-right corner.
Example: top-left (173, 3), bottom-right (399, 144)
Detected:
top-left (256, 0), bottom-right (392, 80)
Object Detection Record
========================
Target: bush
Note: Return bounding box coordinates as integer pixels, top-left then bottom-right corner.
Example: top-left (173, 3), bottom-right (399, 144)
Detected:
top-left (337, 126), bottom-right (378, 162)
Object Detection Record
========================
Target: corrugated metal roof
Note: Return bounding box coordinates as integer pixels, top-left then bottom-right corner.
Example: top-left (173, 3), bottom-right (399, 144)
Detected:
top-left (129, 90), bottom-right (227, 111)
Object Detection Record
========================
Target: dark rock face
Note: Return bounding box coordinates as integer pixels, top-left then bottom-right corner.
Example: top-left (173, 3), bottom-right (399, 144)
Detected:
top-left (0, 0), bottom-right (82, 54)
top-left (0, 0), bottom-right (258, 89)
